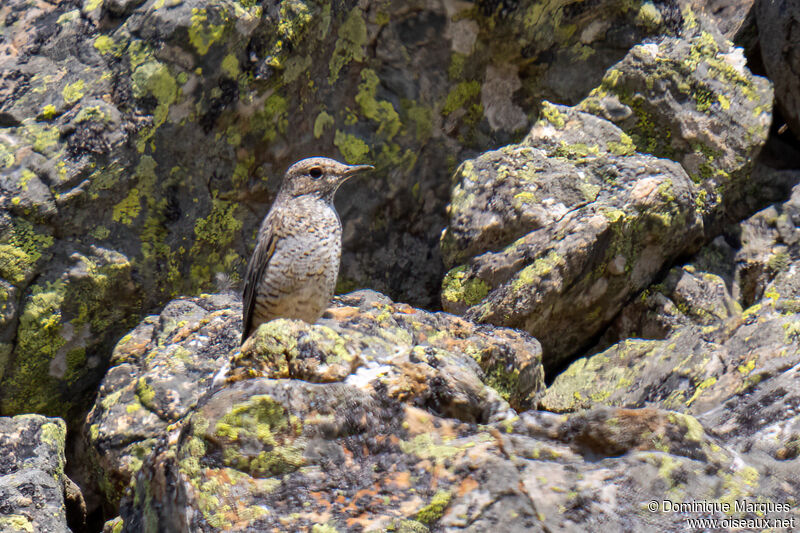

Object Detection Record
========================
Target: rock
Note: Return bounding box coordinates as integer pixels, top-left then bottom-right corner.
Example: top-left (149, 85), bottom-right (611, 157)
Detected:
top-left (539, 252), bottom-right (800, 423)
top-left (0, 414), bottom-right (74, 533)
top-left (119, 384), bottom-right (799, 531)
top-left (691, 0), bottom-right (755, 38)
top-left (440, 22), bottom-right (772, 369)
top-left (85, 292), bottom-right (241, 509)
top-left (87, 289), bottom-right (544, 509)
top-left (756, 0), bottom-right (800, 140)
top-left (441, 104), bottom-right (703, 370)
top-left (594, 261), bottom-right (740, 349)
top-left (541, 262), bottom-right (800, 478)
top-left (734, 183), bottom-right (800, 307)
top-left (577, 25), bottom-right (772, 232)
top-left (0, 0), bottom-right (697, 421)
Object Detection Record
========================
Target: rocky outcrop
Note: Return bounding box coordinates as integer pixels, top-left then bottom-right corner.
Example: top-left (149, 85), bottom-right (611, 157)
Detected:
top-left (0, 415), bottom-right (76, 532)
top-left (540, 181), bottom-right (800, 467)
top-left (86, 290), bottom-right (543, 510)
top-left (0, 0), bottom-right (692, 421)
top-left (440, 23), bottom-right (772, 369)
top-left (85, 291), bottom-right (798, 531)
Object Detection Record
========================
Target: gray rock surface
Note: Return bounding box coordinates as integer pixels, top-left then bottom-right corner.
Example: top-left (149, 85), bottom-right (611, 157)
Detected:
top-left (0, 415), bottom-right (73, 533)
top-left (441, 104), bottom-right (704, 370)
top-left (87, 289), bottom-right (543, 510)
top-left (0, 0), bottom-right (693, 422)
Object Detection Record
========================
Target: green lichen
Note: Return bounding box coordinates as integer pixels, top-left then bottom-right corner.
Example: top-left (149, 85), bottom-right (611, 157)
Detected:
top-left (403, 101), bottom-right (433, 143)
top-left (356, 69), bottom-right (401, 140)
top-left (334, 130), bottom-right (370, 163)
top-left (442, 81), bottom-right (481, 116)
top-left (311, 525), bottom-right (339, 533)
top-left (188, 8), bottom-right (226, 55)
top-left (399, 433), bottom-right (461, 462)
top-left (252, 93), bottom-right (288, 141)
top-left (416, 490), bottom-right (452, 525)
top-left (131, 61), bottom-right (177, 129)
top-left (607, 132), bottom-right (636, 156)
top-left (0, 516), bottom-right (34, 533)
top-left (0, 280), bottom-right (67, 415)
top-left (512, 251), bottom-right (564, 290)
top-left (540, 101), bottom-right (566, 129)
top-left (635, 2), bottom-right (663, 30)
top-left (441, 265), bottom-right (489, 307)
top-left (41, 105), bottom-right (57, 120)
top-left (221, 54), bottom-right (239, 78)
top-left (212, 395), bottom-right (305, 476)
top-left (62, 80), bottom-right (85, 105)
top-left (329, 7), bottom-right (367, 84)
top-left (112, 188), bottom-right (141, 225)
top-left (94, 35), bottom-right (122, 56)
top-left (0, 218), bottom-right (54, 286)
top-left (685, 376), bottom-right (717, 407)
top-left (39, 419), bottom-right (67, 446)
top-left (313, 111), bottom-right (335, 139)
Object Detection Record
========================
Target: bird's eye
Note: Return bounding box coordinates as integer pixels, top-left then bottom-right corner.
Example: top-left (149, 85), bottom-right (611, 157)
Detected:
top-left (309, 167), bottom-right (323, 179)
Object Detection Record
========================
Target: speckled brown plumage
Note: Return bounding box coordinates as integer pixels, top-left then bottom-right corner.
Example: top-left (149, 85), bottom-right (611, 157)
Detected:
top-left (241, 157), bottom-right (372, 343)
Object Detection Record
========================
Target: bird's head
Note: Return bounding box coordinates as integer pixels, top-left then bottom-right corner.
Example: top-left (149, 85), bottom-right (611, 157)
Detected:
top-left (279, 157), bottom-right (373, 202)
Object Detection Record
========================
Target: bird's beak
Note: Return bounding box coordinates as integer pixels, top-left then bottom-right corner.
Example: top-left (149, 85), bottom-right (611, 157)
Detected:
top-left (343, 164), bottom-right (374, 177)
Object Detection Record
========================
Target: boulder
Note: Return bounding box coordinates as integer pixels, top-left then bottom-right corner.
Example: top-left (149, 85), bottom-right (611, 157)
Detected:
top-left (86, 290), bottom-right (543, 508)
top-left (0, 415), bottom-right (78, 533)
top-left (441, 105), bottom-right (703, 370)
top-left (440, 23), bottom-right (772, 368)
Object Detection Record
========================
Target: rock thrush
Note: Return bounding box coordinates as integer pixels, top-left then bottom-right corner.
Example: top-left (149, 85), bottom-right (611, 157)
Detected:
top-left (241, 157), bottom-right (372, 343)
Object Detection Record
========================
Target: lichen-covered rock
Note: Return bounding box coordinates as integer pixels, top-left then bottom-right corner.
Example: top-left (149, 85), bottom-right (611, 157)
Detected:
top-left (441, 105), bottom-right (703, 369)
top-left (85, 292), bottom-right (240, 509)
top-left (734, 182), bottom-right (800, 307)
top-left (0, 0), bottom-right (693, 421)
top-left (120, 387), bottom-right (799, 532)
top-left (87, 289), bottom-right (543, 510)
top-left (577, 26), bottom-right (772, 230)
top-left (540, 260), bottom-right (800, 422)
top-left (756, 0), bottom-right (800, 139)
top-left (594, 262), bottom-right (741, 348)
top-left (440, 21), bottom-right (773, 368)
top-left (0, 415), bottom-right (73, 533)
top-left (541, 263), bottom-right (800, 476)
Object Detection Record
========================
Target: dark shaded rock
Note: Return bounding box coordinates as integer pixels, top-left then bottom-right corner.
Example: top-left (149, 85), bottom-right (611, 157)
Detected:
top-left (756, 0), bottom-right (800, 140)
top-left (0, 415), bottom-right (73, 533)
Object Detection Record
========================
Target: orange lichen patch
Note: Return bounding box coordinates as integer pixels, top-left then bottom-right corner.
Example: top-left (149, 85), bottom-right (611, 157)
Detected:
top-left (309, 491), bottom-right (334, 512)
top-left (457, 476), bottom-right (479, 497)
top-left (171, 323), bottom-right (200, 343)
top-left (403, 406), bottom-right (459, 439)
top-left (384, 470), bottom-right (411, 490)
top-left (431, 462), bottom-right (455, 485)
top-left (398, 495), bottom-right (425, 515)
top-left (293, 509), bottom-right (332, 525)
top-left (395, 304), bottom-right (416, 314)
top-left (384, 363), bottom-right (433, 402)
top-left (323, 306), bottom-right (360, 320)
top-left (342, 483), bottom-right (384, 513)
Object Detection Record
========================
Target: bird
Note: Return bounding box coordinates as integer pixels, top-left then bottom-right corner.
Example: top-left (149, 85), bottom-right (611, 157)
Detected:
top-left (241, 157), bottom-right (373, 344)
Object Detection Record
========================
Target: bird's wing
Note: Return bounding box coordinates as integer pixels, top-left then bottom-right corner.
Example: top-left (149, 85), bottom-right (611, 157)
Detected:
top-left (241, 215), bottom-right (278, 344)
